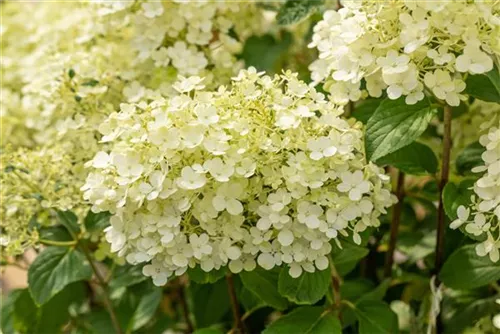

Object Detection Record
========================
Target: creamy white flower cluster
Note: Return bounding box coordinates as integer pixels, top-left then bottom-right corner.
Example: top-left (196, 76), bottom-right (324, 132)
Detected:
top-left (82, 69), bottom-right (395, 285)
top-left (309, 1), bottom-right (499, 106)
top-left (452, 117), bottom-right (500, 262)
top-left (93, 0), bottom-right (266, 96)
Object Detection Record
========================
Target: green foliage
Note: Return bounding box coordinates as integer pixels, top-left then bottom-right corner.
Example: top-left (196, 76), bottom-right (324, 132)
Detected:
top-left (365, 97), bottom-right (436, 161)
top-left (84, 210), bottom-right (111, 233)
top-left (129, 287), bottom-right (162, 331)
top-left (352, 98), bottom-right (384, 124)
top-left (263, 306), bottom-right (341, 334)
top-left (188, 266), bottom-right (227, 284)
top-left (278, 267), bottom-right (330, 305)
top-left (240, 268), bottom-right (289, 310)
top-left (190, 280), bottom-right (231, 328)
top-left (240, 32), bottom-right (293, 73)
top-left (375, 142), bottom-right (438, 175)
top-left (440, 245), bottom-right (500, 289)
top-left (465, 66), bottom-right (500, 102)
top-left (455, 141), bottom-right (486, 175)
top-left (56, 210), bottom-right (81, 237)
top-left (28, 246), bottom-right (92, 305)
top-left (331, 241), bottom-right (369, 276)
top-left (276, 0), bottom-right (323, 25)
top-left (442, 180), bottom-right (475, 220)
top-left (353, 300), bottom-right (399, 334)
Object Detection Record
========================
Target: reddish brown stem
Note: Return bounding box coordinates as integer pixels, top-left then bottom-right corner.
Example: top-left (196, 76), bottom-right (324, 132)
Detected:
top-left (226, 274), bottom-right (245, 334)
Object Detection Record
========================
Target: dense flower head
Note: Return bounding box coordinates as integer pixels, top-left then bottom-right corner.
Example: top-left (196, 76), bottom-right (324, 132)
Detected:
top-left (82, 68), bottom-right (395, 285)
top-left (451, 114), bottom-right (500, 262)
top-left (0, 146), bottom-right (82, 256)
top-left (309, 0), bottom-right (500, 106)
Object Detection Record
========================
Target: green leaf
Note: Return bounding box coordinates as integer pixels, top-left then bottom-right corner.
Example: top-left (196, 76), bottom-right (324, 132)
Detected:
top-left (352, 98), bottom-right (384, 124)
top-left (465, 66), bottom-right (500, 102)
top-left (28, 246), bottom-right (92, 305)
top-left (456, 141), bottom-right (485, 175)
top-left (12, 289), bottom-right (39, 333)
top-left (276, 0), bottom-right (322, 25)
top-left (365, 97), bottom-right (436, 161)
top-left (193, 328), bottom-right (225, 334)
top-left (84, 210), bottom-right (111, 233)
top-left (444, 296), bottom-right (500, 334)
top-left (440, 245), bottom-right (500, 289)
top-left (39, 225), bottom-right (73, 242)
top-left (190, 280), bottom-right (230, 328)
top-left (263, 306), bottom-right (341, 334)
top-left (239, 286), bottom-right (267, 313)
top-left (129, 287), bottom-right (162, 331)
top-left (278, 267), bottom-right (330, 305)
top-left (354, 300), bottom-right (399, 334)
top-left (331, 242), bottom-right (369, 276)
top-left (188, 266), bottom-right (227, 284)
top-left (81, 79), bottom-right (100, 87)
top-left (442, 180), bottom-right (474, 220)
top-left (241, 32), bottom-right (293, 73)
top-left (109, 264), bottom-right (148, 290)
top-left (375, 142), bottom-right (438, 175)
top-left (1, 289), bottom-right (23, 334)
top-left (240, 268), bottom-right (288, 311)
top-left (56, 210), bottom-right (80, 237)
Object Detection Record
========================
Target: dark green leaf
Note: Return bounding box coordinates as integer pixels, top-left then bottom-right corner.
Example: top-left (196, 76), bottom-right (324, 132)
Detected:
top-left (188, 266), bottom-right (227, 284)
top-left (239, 286), bottom-right (267, 312)
top-left (84, 210), bottom-right (111, 233)
top-left (375, 142), bottom-right (438, 175)
top-left (276, 0), bottom-right (322, 25)
top-left (456, 141), bottom-right (486, 175)
top-left (444, 296), bottom-right (500, 334)
top-left (56, 210), bottom-right (80, 237)
top-left (241, 32), bottom-right (293, 73)
top-left (109, 265), bottom-right (148, 290)
top-left (442, 180), bottom-right (474, 220)
top-left (190, 280), bottom-right (230, 328)
top-left (278, 267), bottom-right (330, 305)
top-left (28, 247), bottom-right (92, 305)
top-left (68, 69), bottom-right (76, 79)
top-left (354, 300), bottom-right (399, 334)
top-left (331, 242), bottom-right (369, 276)
top-left (1, 289), bottom-right (23, 334)
top-left (129, 287), bottom-right (162, 330)
top-left (365, 97), bottom-right (436, 161)
top-left (12, 289), bottom-right (39, 333)
top-left (440, 245), bottom-right (500, 289)
top-left (465, 66), bottom-right (500, 103)
top-left (240, 268), bottom-right (288, 310)
top-left (353, 98), bottom-right (383, 124)
top-left (39, 225), bottom-right (73, 242)
top-left (263, 306), bottom-right (341, 334)
top-left (193, 328), bottom-right (225, 334)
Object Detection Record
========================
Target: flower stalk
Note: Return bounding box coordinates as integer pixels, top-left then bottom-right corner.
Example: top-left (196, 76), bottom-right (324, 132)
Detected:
top-left (226, 273), bottom-right (245, 334)
top-left (384, 170), bottom-right (405, 278)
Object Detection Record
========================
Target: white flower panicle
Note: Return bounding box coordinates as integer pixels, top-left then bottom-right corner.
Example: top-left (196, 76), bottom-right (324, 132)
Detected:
top-left (82, 68), bottom-right (395, 285)
top-left (309, 1), bottom-right (500, 106)
top-left (452, 117), bottom-right (500, 262)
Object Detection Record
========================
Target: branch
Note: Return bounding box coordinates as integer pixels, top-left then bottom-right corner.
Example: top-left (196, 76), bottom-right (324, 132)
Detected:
top-left (329, 257), bottom-right (342, 320)
top-left (384, 170), bottom-right (405, 278)
top-left (177, 278), bottom-right (194, 333)
top-left (435, 105), bottom-right (452, 278)
top-left (80, 244), bottom-right (123, 334)
top-left (226, 273), bottom-right (245, 334)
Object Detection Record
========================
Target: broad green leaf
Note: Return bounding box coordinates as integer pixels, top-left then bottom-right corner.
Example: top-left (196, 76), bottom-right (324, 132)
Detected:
top-left (241, 32), bottom-right (293, 73)
top-left (352, 98), bottom-right (384, 124)
top-left (354, 300), bottom-right (399, 334)
top-left (190, 280), bottom-right (230, 328)
top-left (38, 225), bottom-right (73, 242)
top-left (188, 266), bottom-right (227, 284)
top-left (109, 264), bottom-right (148, 290)
top-left (129, 287), bottom-right (162, 330)
top-left (456, 141), bottom-right (485, 175)
top-left (375, 142), bottom-right (438, 175)
top-left (28, 247), bottom-right (92, 305)
top-left (444, 296), bottom-right (500, 334)
top-left (465, 66), bottom-right (500, 103)
top-left (440, 245), bottom-right (500, 289)
top-left (240, 268), bottom-right (288, 310)
top-left (56, 210), bottom-right (80, 236)
top-left (340, 280), bottom-right (374, 302)
top-left (240, 286), bottom-right (267, 312)
top-left (84, 210), bottom-right (111, 233)
top-left (331, 242), bottom-right (369, 276)
top-left (12, 289), bottom-right (39, 333)
top-left (442, 180), bottom-right (474, 220)
top-left (276, 0), bottom-right (322, 25)
top-left (263, 306), bottom-right (341, 334)
top-left (365, 97), bottom-right (436, 161)
top-left (278, 267), bottom-right (330, 305)
top-left (193, 328), bottom-right (225, 334)
top-left (1, 290), bottom-right (23, 334)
